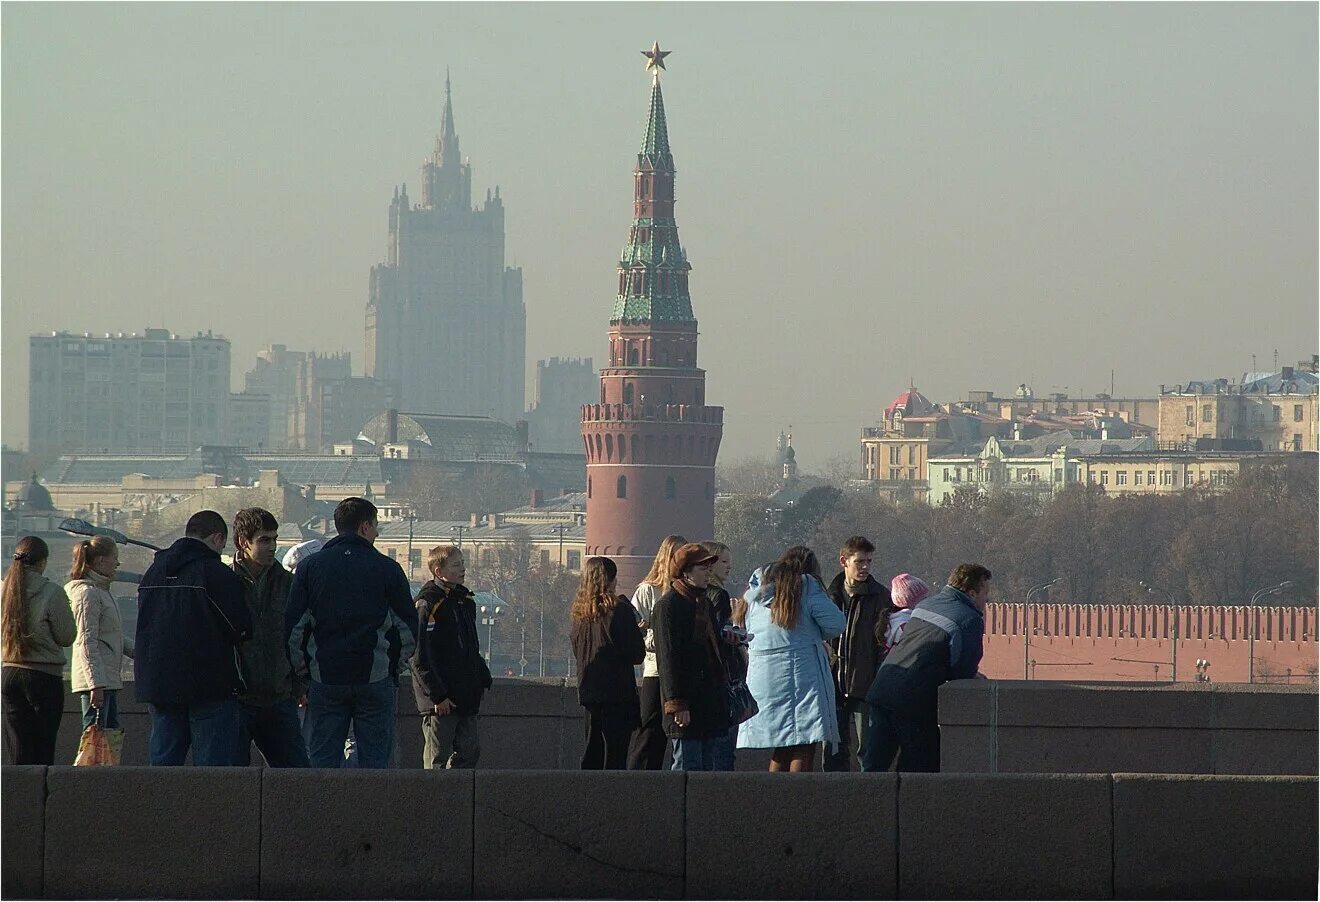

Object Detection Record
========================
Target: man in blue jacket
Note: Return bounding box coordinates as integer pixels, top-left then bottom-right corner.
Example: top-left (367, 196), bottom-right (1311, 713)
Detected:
top-left (135, 510), bottom-right (253, 766)
top-left (286, 497), bottom-right (416, 768)
top-left (862, 563), bottom-right (990, 773)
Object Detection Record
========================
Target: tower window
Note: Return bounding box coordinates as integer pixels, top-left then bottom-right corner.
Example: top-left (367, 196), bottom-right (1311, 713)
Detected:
top-left (588, 477), bottom-right (592, 498)
top-left (665, 476), bottom-right (677, 499)
top-left (617, 475), bottom-right (627, 498)
top-left (623, 384), bottom-right (634, 404)
top-left (628, 347), bottom-right (640, 366)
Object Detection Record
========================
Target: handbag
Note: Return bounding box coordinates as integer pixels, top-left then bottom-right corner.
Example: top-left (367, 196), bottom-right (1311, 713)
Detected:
top-left (726, 678), bottom-right (759, 726)
top-left (73, 723), bottom-right (124, 766)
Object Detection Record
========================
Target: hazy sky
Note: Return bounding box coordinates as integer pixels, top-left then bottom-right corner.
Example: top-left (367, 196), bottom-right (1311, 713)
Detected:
top-left (4, 2), bottom-right (1316, 468)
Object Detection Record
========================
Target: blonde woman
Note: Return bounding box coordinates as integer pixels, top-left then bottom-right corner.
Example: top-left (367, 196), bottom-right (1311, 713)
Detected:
top-left (626, 534), bottom-right (687, 770)
top-left (67, 536), bottom-right (133, 736)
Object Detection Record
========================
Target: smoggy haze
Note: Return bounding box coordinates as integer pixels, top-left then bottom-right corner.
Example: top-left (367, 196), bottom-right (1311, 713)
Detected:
top-left (3, 2), bottom-right (1316, 468)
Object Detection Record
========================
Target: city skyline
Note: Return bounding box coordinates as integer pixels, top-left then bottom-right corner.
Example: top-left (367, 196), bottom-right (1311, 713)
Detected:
top-left (3, 3), bottom-right (1316, 467)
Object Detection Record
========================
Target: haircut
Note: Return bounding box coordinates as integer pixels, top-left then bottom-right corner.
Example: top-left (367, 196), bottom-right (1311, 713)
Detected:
top-left (642, 534), bottom-right (688, 587)
top-left (426, 544), bottom-right (464, 576)
top-left (233, 507), bottom-right (279, 556)
top-left (2, 536), bottom-right (50, 658)
top-left (948, 563), bottom-right (993, 594)
top-left (840, 535), bottom-right (875, 558)
top-left (69, 536), bottom-right (118, 582)
top-left (334, 497), bottom-right (378, 535)
top-left (185, 510), bottom-right (228, 541)
top-left (570, 557), bottom-right (621, 624)
top-left (769, 545), bottom-right (822, 631)
top-left (698, 541), bottom-right (730, 588)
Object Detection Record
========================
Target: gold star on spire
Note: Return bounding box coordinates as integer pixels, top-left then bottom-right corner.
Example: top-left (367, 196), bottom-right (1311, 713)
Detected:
top-left (641, 41), bottom-right (671, 80)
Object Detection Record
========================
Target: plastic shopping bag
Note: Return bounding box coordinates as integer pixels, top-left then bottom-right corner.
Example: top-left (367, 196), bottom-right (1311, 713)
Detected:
top-left (73, 723), bottom-right (124, 766)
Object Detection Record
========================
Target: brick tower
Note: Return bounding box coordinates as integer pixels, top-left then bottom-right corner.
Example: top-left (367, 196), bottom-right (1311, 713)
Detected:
top-left (582, 46), bottom-right (724, 594)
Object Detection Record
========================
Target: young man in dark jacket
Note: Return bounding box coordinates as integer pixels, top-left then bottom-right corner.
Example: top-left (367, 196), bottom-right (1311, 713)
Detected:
top-left (823, 535), bottom-right (894, 771)
top-left (862, 563), bottom-right (990, 773)
top-left (411, 545), bottom-right (492, 769)
top-left (653, 544), bottom-right (730, 772)
top-left (135, 510), bottom-right (253, 766)
top-left (232, 507), bottom-right (309, 767)
top-left (286, 497), bottom-right (416, 769)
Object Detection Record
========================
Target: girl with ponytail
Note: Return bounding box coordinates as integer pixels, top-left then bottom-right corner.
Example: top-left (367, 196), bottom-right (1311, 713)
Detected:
top-left (67, 536), bottom-right (132, 735)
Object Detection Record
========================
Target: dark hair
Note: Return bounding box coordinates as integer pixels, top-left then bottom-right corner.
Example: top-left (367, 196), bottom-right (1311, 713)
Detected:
top-left (3, 536), bottom-right (50, 657)
top-left (948, 563), bottom-right (993, 594)
top-left (769, 545), bottom-right (822, 630)
top-left (233, 508), bottom-right (279, 560)
top-left (334, 497), bottom-right (378, 535)
top-left (570, 557), bottom-right (620, 624)
top-left (69, 536), bottom-right (118, 582)
top-left (185, 510), bottom-right (228, 541)
top-left (840, 535), bottom-right (875, 557)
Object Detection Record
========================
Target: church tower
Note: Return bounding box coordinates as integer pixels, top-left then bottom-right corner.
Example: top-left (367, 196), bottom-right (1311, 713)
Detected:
top-left (582, 45), bottom-right (724, 594)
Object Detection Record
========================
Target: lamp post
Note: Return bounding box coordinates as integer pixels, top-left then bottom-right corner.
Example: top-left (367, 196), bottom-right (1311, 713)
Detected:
top-left (479, 603), bottom-right (502, 663)
top-left (404, 511), bottom-right (417, 580)
top-left (452, 523), bottom-right (467, 551)
top-left (551, 523), bottom-right (568, 569)
top-left (1139, 581), bottom-right (1177, 682)
top-left (1248, 581), bottom-right (1293, 683)
top-left (1024, 577), bottom-right (1062, 679)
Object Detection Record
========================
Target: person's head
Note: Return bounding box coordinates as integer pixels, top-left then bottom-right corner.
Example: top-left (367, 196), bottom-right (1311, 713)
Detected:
top-left (770, 545), bottom-right (822, 630)
top-left (281, 539), bottom-right (323, 573)
top-left (673, 543), bottom-right (718, 591)
top-left (69, 536), bottom-right (119, 582)
top-left (333, 497), bottom-right (379, 543)
top-left (699, 541), bottom-right (731, 587)
top-left (948, 563), bottom-right (993, 612)
top-left (185, 510), bottom-right (228, 554)
top-left (890, 573), bottom-right (931, 610)
top-left (570, 556), bottom-right (620, 624)
top-left (839, 536), bottom-right (875, 584)
top-left (2, 536), bottom-right (50, 658)
top-left (427, 545), bottom-right (466, 586)
top-left (643, 534), bottom-right (688, 587)
top-left (233, 507), bottom-right (279, 568)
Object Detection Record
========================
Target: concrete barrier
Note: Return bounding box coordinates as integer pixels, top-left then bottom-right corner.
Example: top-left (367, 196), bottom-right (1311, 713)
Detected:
top-left (2, 765), bottom-right (46, 898)
top-left (43, 766), bottom-right (261, 899)
top-left (686, 773), bottom-right (898, 899)
top-left (1113, 774), bottom-right (1319, 899)
top-left (261, 769), bottom-right (473, 899)
top-left (940, 680), bottom-right (1318, 774)
top-left (899, 773), bottom-right (1112, 899)
top-left (473, 771), bottom-right (685, 899)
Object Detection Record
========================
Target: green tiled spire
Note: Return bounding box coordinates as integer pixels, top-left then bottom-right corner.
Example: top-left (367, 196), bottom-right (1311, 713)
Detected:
top-left (639, 80), bottom-right (673, 170)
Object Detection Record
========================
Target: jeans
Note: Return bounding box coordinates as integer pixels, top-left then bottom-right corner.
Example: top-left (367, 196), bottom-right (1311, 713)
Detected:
top-left (306, 679), bottom-right (396, 769)
top-left (862, 704), bottom-right (940, 773)
top-left (2, 667), bottom-right (65, 765)
top-left (711, 724), bottom-right (738, 772)
top-left (148, 697), bottom-right (242, 766)
top-left (79, 689), bottom-right (121, 730)
top-left (581, 703), bottom-right (636, 770)
top-left (671, 736), bottom-right (718, 772)
top-left (627, 676), bottom-right (668, 770)
top-left (422, 713), bottom-right (480, 769)
top-left (298, 704), bottom-right (359, 767)
top-left (823, 698), bottom-right (870, 772)
top-left (239, 699), bottom-right (310, 767)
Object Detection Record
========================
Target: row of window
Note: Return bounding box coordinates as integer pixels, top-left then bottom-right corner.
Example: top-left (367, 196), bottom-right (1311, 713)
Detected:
top-left (585, 475), bottom-right (712, 501)
top-left (1186, 403), bottom-right (1307, 425)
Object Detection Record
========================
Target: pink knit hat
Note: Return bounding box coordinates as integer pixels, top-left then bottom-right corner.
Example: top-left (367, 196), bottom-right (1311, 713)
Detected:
top-left (890, 573), bottom-right (930, 609)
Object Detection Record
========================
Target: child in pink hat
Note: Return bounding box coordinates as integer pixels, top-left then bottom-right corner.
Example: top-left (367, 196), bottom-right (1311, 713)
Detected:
top-left (884, 573), bottom-right (931, 654)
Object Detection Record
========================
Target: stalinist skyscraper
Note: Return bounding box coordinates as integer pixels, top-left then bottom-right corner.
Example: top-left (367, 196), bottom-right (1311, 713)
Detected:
top-left (365, 75), bottom-right (526, 424)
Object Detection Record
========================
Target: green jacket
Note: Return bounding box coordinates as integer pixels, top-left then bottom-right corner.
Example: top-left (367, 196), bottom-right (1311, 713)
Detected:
top-left (233, 559), bottom-right (307, 707)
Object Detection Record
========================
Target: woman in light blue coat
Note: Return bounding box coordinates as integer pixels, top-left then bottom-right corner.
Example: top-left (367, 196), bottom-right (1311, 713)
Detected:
top-left (737, 546), bottom-right (847, 772)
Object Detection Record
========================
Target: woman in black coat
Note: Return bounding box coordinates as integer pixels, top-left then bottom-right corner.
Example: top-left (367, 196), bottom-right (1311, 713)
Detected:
top-left (570, 557), bottom-right (645, 769)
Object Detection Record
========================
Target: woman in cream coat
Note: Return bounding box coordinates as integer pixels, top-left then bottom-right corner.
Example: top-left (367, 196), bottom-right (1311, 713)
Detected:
top-left (66, 537), bottom-right (133, 732)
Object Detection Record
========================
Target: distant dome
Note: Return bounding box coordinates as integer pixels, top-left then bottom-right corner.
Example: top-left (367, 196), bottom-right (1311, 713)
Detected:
top-left (885, 389), bottom-right (935, 420)
top-left (16, 475), bottom-right (54, 512)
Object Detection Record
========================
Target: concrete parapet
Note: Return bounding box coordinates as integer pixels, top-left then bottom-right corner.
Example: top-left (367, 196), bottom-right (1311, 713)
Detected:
top-left (1113, 774), bottom-right (1319, 899)
top-left (43, 766), bottom-right (261, 899)
top-left (261, 769), bottom-right (472, 899)
top-left (899, 773), bottom-right (1112, 899)
top-left (686, 773), bottom-right (897, 899)
top-left (2, 765), bottom-right (46, 898)
top-left (473, 770), bottom-right (685, 899)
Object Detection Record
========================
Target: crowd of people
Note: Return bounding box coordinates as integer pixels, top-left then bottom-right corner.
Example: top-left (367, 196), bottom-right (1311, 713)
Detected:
top-left (1, 495), bottom-right (990, 774)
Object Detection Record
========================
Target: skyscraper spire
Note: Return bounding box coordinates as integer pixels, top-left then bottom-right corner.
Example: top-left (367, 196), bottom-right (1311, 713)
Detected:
top-left (438, 68), bottom-right (459, 165)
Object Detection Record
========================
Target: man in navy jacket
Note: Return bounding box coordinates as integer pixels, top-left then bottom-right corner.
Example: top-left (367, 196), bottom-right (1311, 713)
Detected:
top-left (286, 497), bottom-right (416, 768)
top-left (862, 563), bottom-right (990, 773)
top-left (136, 510), bottom-right (253, 766)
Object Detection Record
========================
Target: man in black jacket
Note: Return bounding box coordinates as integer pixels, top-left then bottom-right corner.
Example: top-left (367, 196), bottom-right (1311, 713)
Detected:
top-left (823, 535), bottom-right (893, 772)
top-left (136, 510), bottom-right (253, 766)
top-left (411, 545), bottom-right (492, 769)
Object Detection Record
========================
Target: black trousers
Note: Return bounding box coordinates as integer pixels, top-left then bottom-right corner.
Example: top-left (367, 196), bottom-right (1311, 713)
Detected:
top-left (626, 676), bottom-right (668, 770)
top-left (862, 704), bottom-right (940, 773)
top-left (2, 667), bottom-right (65, 766)
top-left (582, 702), bottom-right (638, 770)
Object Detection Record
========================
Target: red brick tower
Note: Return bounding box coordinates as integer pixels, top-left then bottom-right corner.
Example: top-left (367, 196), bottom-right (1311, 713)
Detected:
top-left (582, 46), bottom-right (724, 594)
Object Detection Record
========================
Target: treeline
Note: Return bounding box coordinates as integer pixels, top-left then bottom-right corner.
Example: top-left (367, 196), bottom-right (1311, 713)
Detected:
top-left (715, 457), bottom-right (1318, 607)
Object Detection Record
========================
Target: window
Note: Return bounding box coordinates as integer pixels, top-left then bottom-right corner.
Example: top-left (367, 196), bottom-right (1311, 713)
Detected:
top-left (1272, 405), bottom-right (1282, 422)
top-left (1201, 405), bottom-right (1212, 423)
top-left (628, 347), bottom-right (639, 365)
top-left (1160, 470), bottom-right (1172, 486)
top-left (409, 549), bottom-right (422, 566)
top-left (1134, 471), bottom-right (1144, 486)
top-left (943, 468), bottom-right (950, 481)
top-left (1184, 470), bottom-right (1194, 486)
top-left (566, 550), bottom-right (581, 570)
top-left (1295, 405), bottom-right (1305, 422)
top-left (1116, 471), bottom-right (1127, 485)
top-left (665, 476), bottom-right (677, 499)
top-left (1088, 472), bottom-right (1097, 484)
top-left (540, 550), bottom-right (550, 566)
top-left (1100, 471), bottom-right (1109, 486)
top-left (1292, 434), bottom-right (1303, 450)
top-left (387, 548), bottom-right (397, 560)
top-left (907, 446), bottom-right (916, 465)
top-left (907, 468), bottom-right (916, 480)
top-left (1148, 470), bottom-right (1156, 485)
top-left (889, 447), bottom-right (901, 465)
top-left (587, 477), bottom-right (592, 498)
top-left (623, 384), bottom-right (634, 404)
top-left (1185, 406), bottom-right (1195, 427)
top-left (616, 475), bottom-right (627, 498)
top-left (889, 468), bottom-right (900, 480)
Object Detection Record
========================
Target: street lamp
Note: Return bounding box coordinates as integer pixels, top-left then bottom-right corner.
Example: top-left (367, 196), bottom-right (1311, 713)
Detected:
top-left (404, 511), bottom-right (418, 580)
top-left (452, 523), bottom-right (467, 551)
top-left (1139, 581), bottom-right (1178, 682)
top-left (1024, 577), bottom-right (1062, 679)
top-left (550, 523), bottom-right (569, 569)
top-left (1248, 581), bottom-right (1292, 684)
top-left (478, 603), bottom-right (503, 664)
top-left (59, 518), bottom-right (161, 552)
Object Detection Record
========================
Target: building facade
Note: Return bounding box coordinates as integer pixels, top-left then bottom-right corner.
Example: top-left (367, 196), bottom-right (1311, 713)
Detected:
top-left (526, 357), bottom-right (597, 454)
top-left (29, 329), bottom-right (230, 454)
top-left (582, 61), bottom-right (724, 593)
top-left (1157, 366), bottom-right (1319, 452)
top-left (365, 76), bottom-right (526, 424)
